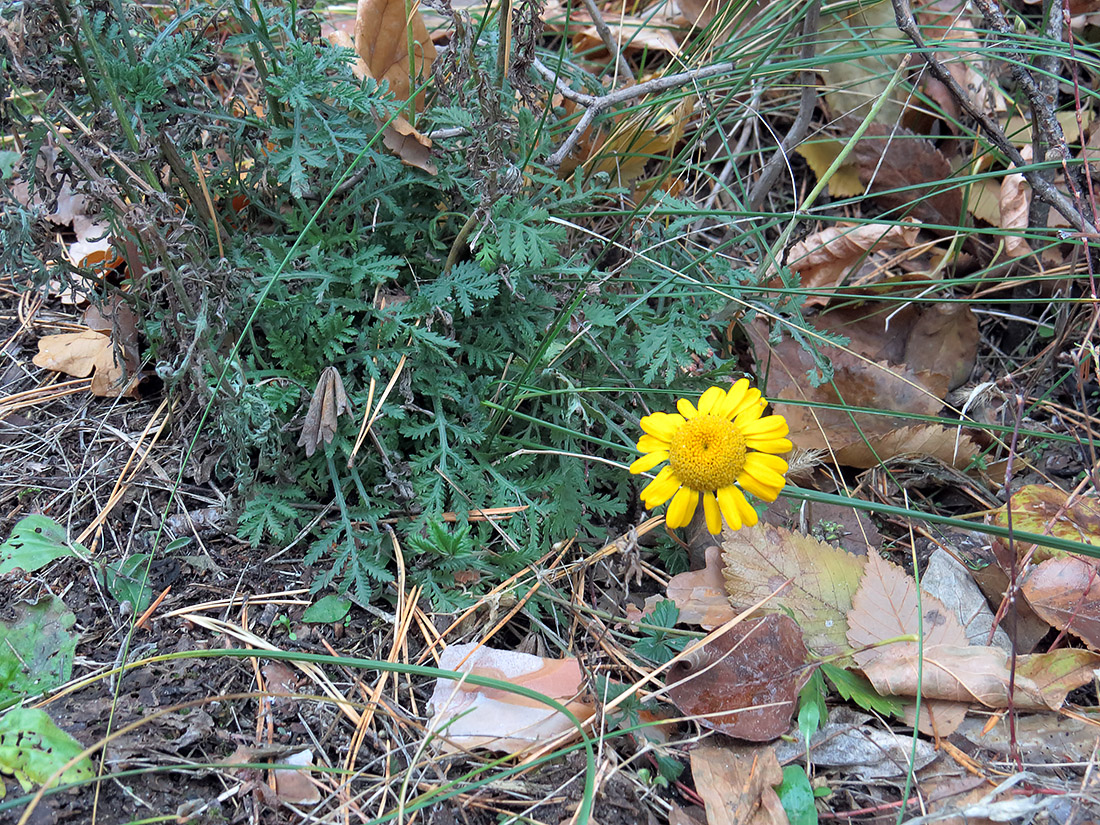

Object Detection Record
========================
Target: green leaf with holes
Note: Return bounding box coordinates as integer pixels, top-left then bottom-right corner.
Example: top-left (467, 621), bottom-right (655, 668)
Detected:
top-left (0, 516), bottom-right (85, 576)
top-left (0, 596), bottom-right (78, 705)
top-left (0, 708), bottom-right (93, 798)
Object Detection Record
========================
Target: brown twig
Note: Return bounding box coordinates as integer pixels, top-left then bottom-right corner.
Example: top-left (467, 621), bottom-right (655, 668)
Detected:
top-left (543, 61), bottom-right (737, 168)
top-left (748, 0), bottom-right (821, 211)
top-left (577, 0), bottom-right (634, 86)
top-left (891, 0), bottom-right (1098, 236)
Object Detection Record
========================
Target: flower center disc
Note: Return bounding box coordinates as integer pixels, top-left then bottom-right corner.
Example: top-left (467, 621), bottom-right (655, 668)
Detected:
top-left (668, 415), bottom-right (746, 492)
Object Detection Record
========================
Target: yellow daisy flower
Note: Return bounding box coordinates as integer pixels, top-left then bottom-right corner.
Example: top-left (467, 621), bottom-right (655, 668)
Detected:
top-left (629, 379), bottom-right (792, 534)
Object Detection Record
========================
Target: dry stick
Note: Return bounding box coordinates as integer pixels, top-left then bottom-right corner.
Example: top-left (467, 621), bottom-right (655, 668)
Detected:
top-left (748, 0), bottom-right (821, 211)
top-left (545, 60), bottom-right (737, 168)
top-left (577, 0), bottom-right (634, 86)
top-left (1028, 0), bottom-right (1065, 229)
top-left (891, 0), bottom-right (1098, 236)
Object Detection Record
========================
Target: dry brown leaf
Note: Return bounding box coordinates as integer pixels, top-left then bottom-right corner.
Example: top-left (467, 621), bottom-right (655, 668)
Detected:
top-left (989, 484), bottom-right (1100, 563)
top-left (794, 139), bottom-right (864, 198)
top-left (298, 366), bottom-right (351, 458)
top-left (272, 750), bottom-right (321, 805)
top-left (689, 745), bottom-right (789, 825)
top-left (676, 0), bottom-right (726, 29)
top-left (650, 544), bottom-right (736, 628)
top-left (666, 614), bottom-right (811, 741)
top-left (900, 301), bottom-right (981, 391)
top-left (722, 523), bottom-right (865, 657)
top-left (1021, 555), bottom-right (1100, 650)
top-left (33, 327), bottom-right (140, 398)
top-left (382, 115), bottom-right (438, 175)
top-left (784, 222), bottom-right (921, 308)
top-left (582, 97), bottom-right (694, 186)
top-left (1001, 146), bottom-right (1032, 258)
top-left (327, 29), bottom-right (437, 173)
top-left (805, 300), bottom-right (978, 397)
top-left (751, 298), bottom-right (978, 467)
top-left (916, 0), bottom-right (1006, 125)
top-left (751, 321), bottom-right (943, 464)
top-left (833, 424), bottom-right (980, 471)
top-left (427, 643), bottom-right (595, 753)
top-left (33, 331), bottom-right (111, 379)
top-left (851, 124), bottom-right (962, 228)
top-left (355, 0), bottom-right (436, 111)
top-left (847, 552), bottom-right (970, 736)
top-left (858, 644), bottom-right (1100, 712)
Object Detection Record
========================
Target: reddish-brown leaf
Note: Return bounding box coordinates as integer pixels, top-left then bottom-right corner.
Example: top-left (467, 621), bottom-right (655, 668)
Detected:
top-left (851, 124), bottom-right (962, 228)
top-left (1021, 555), bottom-right (1100, 649)
top-left (666, 614), bottom-right (811, 741)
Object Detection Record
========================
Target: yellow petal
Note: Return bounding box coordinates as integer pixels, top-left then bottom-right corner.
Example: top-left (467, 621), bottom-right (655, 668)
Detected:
top-left (698, 386), bottom-right (725, 415)
top-left (677, 397), bottom-right (698, 419)
top-left (730, 485), bottom-right (759, 525)
top-left (641, 466), bottom-right (680, 507)
top-left (716, 486), bottom-right (743, 531)
top-left (730, 387), bottom-right (763, 418)
top-left (666, 486), bottom-right (699, 528)
top-left (745, 437), bottom-right (794, 454)
top-left (745, 452), bottom-right (789, 476)
top-left (741, 414), bottom-right (789, 439)
top-left (734, 397), bottom-right (766, 427)
top-left (702, 491), bottom-right (722, 535)
top-left (630, 450), bottom-right (669, 475)
top-left (737, 470), bottom-right (783, 502)
top-left (716, 378), bottom-right (749, 419)
top-left (641, 411), bottom-right (685, 441)
top-left (637, 434), bottom-right (671, 453)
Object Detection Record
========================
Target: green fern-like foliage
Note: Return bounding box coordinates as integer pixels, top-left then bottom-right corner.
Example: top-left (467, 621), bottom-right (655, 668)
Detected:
top-left (12, 0), bottom-right (803, 608)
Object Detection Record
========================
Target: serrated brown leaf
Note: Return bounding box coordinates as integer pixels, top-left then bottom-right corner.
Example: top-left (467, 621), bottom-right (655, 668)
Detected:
top-left (851, 124), bottom-right (961, 228)
top-left (721, 523), bottom-right (865, 657)
top-left (847, 552), bottom-right (970, 735)
top-left (666, 615), bottom-right (811, 741)
top-left (298, 366), bottom-right (351, 457)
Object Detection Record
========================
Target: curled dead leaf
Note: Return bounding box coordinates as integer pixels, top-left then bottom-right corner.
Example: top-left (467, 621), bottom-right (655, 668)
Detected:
top-left (33, 326), bottom-right (140, 398)
top-left (298, 366), bottom-right (351, 457)
top-left (784, 221), bottom-right (921, 308)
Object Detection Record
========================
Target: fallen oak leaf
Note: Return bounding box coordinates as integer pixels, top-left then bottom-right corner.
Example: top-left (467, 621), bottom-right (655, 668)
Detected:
top-left (33, 331), bottom-right (112, 378)
top-left (298, 366), bottom-right (351, 457)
